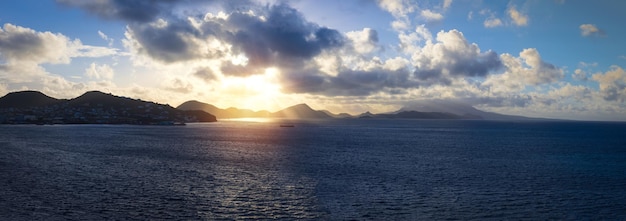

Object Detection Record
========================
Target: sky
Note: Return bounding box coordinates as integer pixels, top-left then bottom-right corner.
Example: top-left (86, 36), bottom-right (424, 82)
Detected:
top-left (1, 0), bottom-right (626, 121)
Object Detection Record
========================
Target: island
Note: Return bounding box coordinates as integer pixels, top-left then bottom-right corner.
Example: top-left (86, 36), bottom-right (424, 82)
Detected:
top-left (0, 91), bottom-right (216, 125)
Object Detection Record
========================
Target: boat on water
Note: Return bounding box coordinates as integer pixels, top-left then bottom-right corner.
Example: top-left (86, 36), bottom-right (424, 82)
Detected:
top-left (279, 124), bottom-right (295, 127)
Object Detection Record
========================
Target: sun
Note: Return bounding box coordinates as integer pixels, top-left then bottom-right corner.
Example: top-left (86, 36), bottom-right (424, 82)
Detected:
top-left (219, 67), bottom-right (283, 111)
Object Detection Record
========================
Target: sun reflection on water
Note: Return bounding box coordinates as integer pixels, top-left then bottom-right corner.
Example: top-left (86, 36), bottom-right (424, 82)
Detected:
top-left (221, 118), bottom-right (276, 123)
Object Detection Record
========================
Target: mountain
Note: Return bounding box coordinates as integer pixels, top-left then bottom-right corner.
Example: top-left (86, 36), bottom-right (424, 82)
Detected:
top-left (178, 101), bottom-right (334, 119)
top-left (0, 91), bottom-right (63, 108)
top-left (271, 103), bottom-right (333, 119)
top-left (398, 100), bottom-right (535, 121)
top-left (177, 100), bottom-right (270, 119)
top-left (68, 91), bottom-right (155, 109)
top-left (358, 111), bottom-right (376, 118)
top-left (375, 110), bottom-right (470, 119)
top-left (320, 110), bottom-right (353, 118)
top-left (0, 91), bottom-right (216, 124)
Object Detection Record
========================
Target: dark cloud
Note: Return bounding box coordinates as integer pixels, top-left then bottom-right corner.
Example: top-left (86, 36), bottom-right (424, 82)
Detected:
top-left (192, 67), bottom-right (216, 82)
top-left (57, 0), bottom-right (186, 22)
top-left (106, 2), bottom-right (347, 70)
top-left (225, 4), bottom-right (345, 67)
top-left (414, 50), bottom-right (502, 82)
top-left (280, 69), bottom-right (327, 94)
top-left (220, 62), bottom-right (264, 77)
top-left (127, 20), bottom-right (201, 63)
top-left (450, 51), bottom-right (502, 77)
top-left (0, 24), bottom-right (46, 62)
top-left (0, 27), bottom-right (44, 58)
top-left (468, 95), bottom-right (533, 108)
top-left (279, 67), bottom-right (415, 96)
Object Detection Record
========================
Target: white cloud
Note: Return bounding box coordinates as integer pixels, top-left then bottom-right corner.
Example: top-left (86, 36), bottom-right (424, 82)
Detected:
top-left (579, 24), bottom-right (604, 37)
top-left (592, 65), bottom-right (626, 102)
top-left (98, 30), bottom-right (114, 46)
top-left (483, 48), bottom-right (563, 93)
top-left (346, 28), bottom-right (380, 54)
top-left (443, 0), bottom-right (453, 10)
top-left (377, 0), bottom-right (415, 18)
top-left (411, 29), bottom-right (502, 85)
top-left (507, 5), bottom-right (528, 26)
top-left (85, 63), bottom-right (115, 80)
top-left (0, 24), bottom-right (116, 65)
top-left (420, 9), bottom-right (444, 22)
top-left (484, 17), bottom-right (503, 28)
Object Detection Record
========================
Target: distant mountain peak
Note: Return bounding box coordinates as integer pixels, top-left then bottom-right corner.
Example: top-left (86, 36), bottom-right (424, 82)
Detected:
top-left (399, 100), bottom-right (536, 120)
top-left (271, 103), bottom-right (332, 119)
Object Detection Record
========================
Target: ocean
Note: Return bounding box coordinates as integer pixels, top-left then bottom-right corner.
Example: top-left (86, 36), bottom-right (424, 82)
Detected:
top-left (1, 120), bottom-right (625, 220)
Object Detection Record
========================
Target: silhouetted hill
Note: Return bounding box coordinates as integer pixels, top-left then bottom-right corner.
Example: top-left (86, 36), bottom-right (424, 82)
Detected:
top-left (0, 91), bottom-right (216, 124)
top-left (374, 111), bottom-right (472, 119)
top-left (68, 91), bottom-right (156, 109)
top-left (400, 100), bottom-right (536, 121)
top-left (0, 91), bottom-right (62, 108)
top-left (358, 111), bottom-right (376, 118)
top-left (271, 103), bottom-right (333, 119)
top-left (178, 101), bottom-right (335, 119)
top-left (320, 110), bottom-right (353, 118)
top-left (177, 100), bottom-right (270, 119)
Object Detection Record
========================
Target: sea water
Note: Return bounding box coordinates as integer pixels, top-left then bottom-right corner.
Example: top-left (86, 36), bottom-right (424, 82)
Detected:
top-left (1, 120), bottom-right (625, 220)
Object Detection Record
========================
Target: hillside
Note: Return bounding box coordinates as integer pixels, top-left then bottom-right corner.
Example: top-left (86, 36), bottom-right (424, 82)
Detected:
top-left (0, 91), bottom-right (63, 108)
top-left (177, 100), bottom-right (270, 119)
top-left (271, 103), bottom-right (333, 119)
top-left (399, 100), bottom-right (536, 121)
top-left (0, 91), bottom-right (216, 124)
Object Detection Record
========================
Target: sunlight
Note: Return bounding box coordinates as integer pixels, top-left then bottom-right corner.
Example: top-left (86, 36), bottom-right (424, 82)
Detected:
top-left (219, 67), bottom-right (282, 111)
top-left (231, 54), bottom-right (249, 66)
top-left (220, 117), bottom-right (275, 123)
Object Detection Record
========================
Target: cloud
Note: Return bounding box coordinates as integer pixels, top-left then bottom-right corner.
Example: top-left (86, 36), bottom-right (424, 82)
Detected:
top-left (0, 23), bottom-right (117, 86)
top-left (0, 24), bottom-right (117, 65)
top-left (573, 69), bottom-right (588, 81)
top-left (411, 29), bottom-right (503, 84)
top-left (420, 10), bottom-right (444, 22)
top-left (85, 63), bottom-right (115, 80)
top-left (346, 28), bottom-right (380, 54)
top-left (507, 5), bottom-right (528, 26)
top-left (56, 0), bottom-right (197, 23)
top-left (579, 24), bottom-right (605, 37)
top-left (483, 48), bottom-right (563, 92)
top-left (163, 78), bottom-right (194, 94)
top-left (483, 17), bottom-right (503, 28)
top-left (376, 0), bottom-right (415, 18)
top-left (443, 0), bottom-right (453, 10)
top-left (192, 67), bottom-right (217, 83)
top-left (377, 0), bottom-right (416, 32)
top-left (98, 30), bottom-right (114, 46)
top-left (121, 3), bottom-right (345, 72)
top-left (592, 66), bottom-right (626, 102)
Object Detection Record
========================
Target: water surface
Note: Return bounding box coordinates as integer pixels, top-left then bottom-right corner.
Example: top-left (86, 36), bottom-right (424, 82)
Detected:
top-left (1, 120), bottom-right (625, 220)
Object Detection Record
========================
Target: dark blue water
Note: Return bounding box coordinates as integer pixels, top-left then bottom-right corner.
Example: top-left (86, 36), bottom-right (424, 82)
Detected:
top-left (1, 120), bottom-right (625, 220)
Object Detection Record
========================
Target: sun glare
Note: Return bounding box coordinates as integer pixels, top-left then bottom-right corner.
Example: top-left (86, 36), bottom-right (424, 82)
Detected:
top-left (219, 67), bottom-right (282, 111)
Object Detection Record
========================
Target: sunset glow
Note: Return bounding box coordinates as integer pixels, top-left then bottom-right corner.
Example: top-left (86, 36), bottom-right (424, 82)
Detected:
top-left (1, 0), bottom-right (625, 120)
